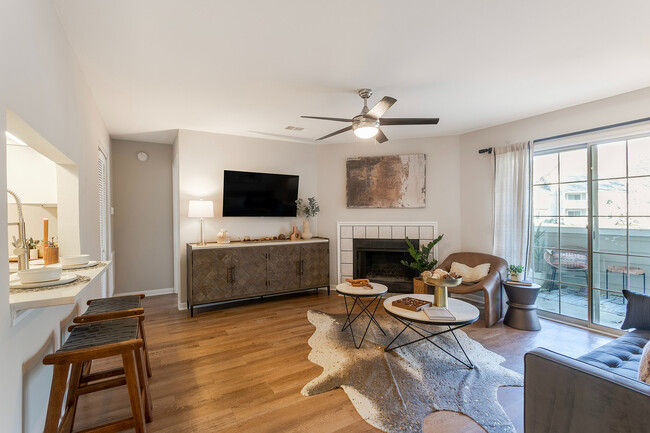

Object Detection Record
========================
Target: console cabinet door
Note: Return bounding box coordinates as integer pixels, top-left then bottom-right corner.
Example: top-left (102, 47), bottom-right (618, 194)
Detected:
top-left (268, 244), bottom-right (301, 292)
top-left (191, 249), bottom-right (231, 304)
top-left (300, 243), bottom-right (329, 288)
top-left (229, 246), bottom-right (268, 298)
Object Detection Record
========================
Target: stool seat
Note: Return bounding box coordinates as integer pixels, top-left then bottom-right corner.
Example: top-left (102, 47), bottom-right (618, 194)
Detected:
top-left (607, 265), bottom-right (645, 275)
top-left (85, 295), bottom-right (143, 315)
top-left (43, 318), bottom-right (151, 433)
top-left (73, 294), bottom-right (152, 378)
top-left (57, 318), bottom-right (140, 354)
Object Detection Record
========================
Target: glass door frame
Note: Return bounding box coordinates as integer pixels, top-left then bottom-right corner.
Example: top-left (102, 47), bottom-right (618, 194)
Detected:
top-left (534, 132), bottom-right (650, 335)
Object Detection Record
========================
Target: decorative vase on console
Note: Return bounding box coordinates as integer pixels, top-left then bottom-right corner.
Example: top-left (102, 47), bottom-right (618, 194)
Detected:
top-left (296, 196), bottom-right (320, 241)
top-left (216, 228), bottom-right (231, 244)
top-left (302, 219), bottom-right (313, 240)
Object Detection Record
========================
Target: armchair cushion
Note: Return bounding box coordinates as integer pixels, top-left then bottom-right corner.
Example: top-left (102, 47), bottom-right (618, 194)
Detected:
top-left (450, 262), bottom-right (491, 283)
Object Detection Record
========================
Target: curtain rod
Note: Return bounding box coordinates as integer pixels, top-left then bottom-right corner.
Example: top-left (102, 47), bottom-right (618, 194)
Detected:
top-left (533, 116), bottom-right (650, 144)
top-left (478, 147), bottom-right (493, 154)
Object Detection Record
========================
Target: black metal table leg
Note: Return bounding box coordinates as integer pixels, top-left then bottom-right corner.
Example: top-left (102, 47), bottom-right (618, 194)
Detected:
top-left (340, 294), bottom-right (385, 349)
top-left (384, 316), bottom-right (474, 369)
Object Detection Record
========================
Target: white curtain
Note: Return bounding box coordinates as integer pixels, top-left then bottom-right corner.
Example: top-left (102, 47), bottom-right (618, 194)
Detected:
top-left (492, 142), bottom-right (532, 273)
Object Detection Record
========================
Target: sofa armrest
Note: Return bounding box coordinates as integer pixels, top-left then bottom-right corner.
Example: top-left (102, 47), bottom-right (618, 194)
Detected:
top-left (525, 347), bottom-right (650, 433)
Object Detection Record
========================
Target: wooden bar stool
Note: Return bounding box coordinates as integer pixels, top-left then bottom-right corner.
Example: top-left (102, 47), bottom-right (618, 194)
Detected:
top-left (43, 317), bottom-right (152, 433)
top-left (73, 294), bottom-right (152, 377)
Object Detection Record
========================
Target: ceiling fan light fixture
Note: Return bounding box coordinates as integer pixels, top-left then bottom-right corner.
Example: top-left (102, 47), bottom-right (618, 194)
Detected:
top-left (353, 119), bottom-right (380, 139)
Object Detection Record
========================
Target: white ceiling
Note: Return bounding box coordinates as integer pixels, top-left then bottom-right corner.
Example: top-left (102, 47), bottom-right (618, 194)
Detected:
top-left (52, 0), bottom-right (650, 144)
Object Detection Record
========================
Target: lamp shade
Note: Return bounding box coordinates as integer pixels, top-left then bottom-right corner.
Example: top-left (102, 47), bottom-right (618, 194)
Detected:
top-left (188, 200), bottom-right (214, 218)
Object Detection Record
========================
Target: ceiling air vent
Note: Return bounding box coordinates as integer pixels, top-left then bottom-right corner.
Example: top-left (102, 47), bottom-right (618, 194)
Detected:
top-left (285, 126), bottom-right (304, 131)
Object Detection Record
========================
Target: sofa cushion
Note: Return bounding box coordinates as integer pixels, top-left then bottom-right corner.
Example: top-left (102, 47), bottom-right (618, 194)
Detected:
top-left (622, 290), bottom-right (650, 330)
top-left (578, 330), bottom-right (650, 380)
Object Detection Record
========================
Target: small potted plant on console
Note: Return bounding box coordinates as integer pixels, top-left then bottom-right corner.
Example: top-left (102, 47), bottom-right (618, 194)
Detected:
top-left (400, 234), bottom-right (444, 293)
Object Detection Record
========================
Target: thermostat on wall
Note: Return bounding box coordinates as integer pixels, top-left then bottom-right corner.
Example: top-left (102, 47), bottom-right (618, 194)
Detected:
top-left (137, 151), bottom-right (148, 162)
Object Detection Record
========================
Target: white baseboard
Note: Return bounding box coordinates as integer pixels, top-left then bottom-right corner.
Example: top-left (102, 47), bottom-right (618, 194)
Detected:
top-left (177, 302), bottom-right (187, 311)
top-left (115, 287), bottom-right (175, 298)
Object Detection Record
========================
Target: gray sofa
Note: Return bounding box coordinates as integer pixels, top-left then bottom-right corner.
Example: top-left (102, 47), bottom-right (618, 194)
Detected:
top-left (525, 330), bottom-right (650, 433)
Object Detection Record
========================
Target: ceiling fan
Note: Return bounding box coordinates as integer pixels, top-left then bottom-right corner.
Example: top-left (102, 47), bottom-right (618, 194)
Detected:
top-left (301, 89), bottom-right (439, 143)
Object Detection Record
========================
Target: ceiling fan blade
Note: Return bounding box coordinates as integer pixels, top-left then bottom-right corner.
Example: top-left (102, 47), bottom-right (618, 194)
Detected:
top-left (301, 116), bottom-right (352, 122)
top-left (317, 125), bottom-right (353, 141)
top-left (380, 118), bottom-right (440, 125)
top-left (375, 128), bottom-right (388, 143)
top-left (366, 96), bottom-right (397, 119)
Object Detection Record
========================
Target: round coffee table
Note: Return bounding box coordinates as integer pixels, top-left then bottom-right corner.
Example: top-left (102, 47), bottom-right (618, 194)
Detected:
top-left (503, 281), bottom-right (542, 331)
top-left (383, 294), bottom-right (479, 369)
top-left (336, 282), bottom-right (388, 349)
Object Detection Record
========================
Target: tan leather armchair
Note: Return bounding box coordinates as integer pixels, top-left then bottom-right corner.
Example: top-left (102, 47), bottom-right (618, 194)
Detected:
top-left (437, 252), bottom-right (508, 327)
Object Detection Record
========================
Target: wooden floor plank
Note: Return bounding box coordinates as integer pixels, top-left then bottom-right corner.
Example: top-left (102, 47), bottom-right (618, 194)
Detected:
top-left (73, 291), bottom-right (612, 432)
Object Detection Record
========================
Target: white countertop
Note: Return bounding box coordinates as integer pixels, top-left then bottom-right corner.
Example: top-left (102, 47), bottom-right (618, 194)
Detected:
top-left (9, 261), bottom-right (111, 312)
top-left (188, 237), bottom-right (328, 250)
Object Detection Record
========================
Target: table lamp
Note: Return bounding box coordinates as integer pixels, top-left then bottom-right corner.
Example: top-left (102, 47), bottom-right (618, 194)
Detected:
top-left (188, 199), bottom-right (214, 245)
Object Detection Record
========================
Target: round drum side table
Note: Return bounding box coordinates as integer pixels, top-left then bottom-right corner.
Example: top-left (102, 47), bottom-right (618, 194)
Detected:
top-left (503, 281), bottom-right (542, 331)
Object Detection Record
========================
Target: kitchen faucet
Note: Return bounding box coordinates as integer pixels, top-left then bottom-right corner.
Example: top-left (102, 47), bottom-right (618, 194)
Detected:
top-left (7, 189), bottom-right (29, 271)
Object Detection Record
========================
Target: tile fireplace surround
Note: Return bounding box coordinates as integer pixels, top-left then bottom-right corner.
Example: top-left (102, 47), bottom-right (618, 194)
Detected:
top-left (336, 222), bottom-right (439, 283)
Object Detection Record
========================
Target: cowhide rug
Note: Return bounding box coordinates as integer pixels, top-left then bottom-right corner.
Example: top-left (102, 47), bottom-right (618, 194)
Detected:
top-left (301, 310), bottom-right (523, 433)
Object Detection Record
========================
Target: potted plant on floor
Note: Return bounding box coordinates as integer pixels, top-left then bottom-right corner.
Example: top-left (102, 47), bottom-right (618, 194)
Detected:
top-left (296, 197), bottom-right (320, 240)
top-left (508, 264), bottom-right (525, 281)
top-left (400, 234), bottom-right (444, 293)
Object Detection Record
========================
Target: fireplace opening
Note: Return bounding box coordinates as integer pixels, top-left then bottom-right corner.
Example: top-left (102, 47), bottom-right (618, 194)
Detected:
top-left (353, 239), bottom-right (419, 293)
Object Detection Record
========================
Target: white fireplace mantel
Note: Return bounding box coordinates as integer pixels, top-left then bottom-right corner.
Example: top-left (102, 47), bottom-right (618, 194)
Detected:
top-left (336, 221), bottom-right (439, 283)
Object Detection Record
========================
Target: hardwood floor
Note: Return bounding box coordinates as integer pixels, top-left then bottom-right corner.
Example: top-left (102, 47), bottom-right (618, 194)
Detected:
top-left (73, 291), bottom-right (612, 432)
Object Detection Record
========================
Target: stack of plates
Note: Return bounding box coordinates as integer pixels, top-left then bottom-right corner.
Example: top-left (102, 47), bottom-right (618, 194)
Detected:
top-left (60, 254), bottom-right (97, 269)
top-left (11, 266), bottom-right (77, 289)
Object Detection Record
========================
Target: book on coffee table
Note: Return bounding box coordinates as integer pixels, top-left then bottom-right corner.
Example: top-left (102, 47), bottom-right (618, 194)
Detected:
top-left (423, 306), bottom-right (456, 320)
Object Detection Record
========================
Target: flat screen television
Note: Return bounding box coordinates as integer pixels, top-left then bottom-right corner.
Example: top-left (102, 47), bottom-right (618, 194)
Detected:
top-left (222, 170), bottom-right (299, 217)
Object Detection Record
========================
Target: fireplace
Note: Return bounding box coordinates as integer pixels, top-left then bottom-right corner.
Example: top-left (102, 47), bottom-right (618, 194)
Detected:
top-left (353, 239), bottom-right (419, 293)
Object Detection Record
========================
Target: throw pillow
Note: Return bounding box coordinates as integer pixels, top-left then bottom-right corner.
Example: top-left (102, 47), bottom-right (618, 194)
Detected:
top-left (450, 262), bottom-right (491, 283)
top-left (621, 290), bottom-right (650, 330)
top-left (638, 341), bottom-right (650, 384)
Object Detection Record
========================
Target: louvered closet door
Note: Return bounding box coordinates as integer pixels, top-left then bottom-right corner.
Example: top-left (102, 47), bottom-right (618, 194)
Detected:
top-left (98, 149), bottom-right (109, 296)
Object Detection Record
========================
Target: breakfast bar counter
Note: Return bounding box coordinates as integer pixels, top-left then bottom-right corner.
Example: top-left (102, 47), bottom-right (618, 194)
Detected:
top-left (9, 261), bottom-right (111, 312)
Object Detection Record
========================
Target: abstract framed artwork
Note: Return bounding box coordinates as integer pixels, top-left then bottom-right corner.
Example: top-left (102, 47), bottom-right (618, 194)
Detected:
top-left (346, 154), bottom-right (426, 208)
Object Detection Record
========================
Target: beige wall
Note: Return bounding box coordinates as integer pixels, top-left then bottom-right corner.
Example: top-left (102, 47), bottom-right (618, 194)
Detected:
top-left (315, 135), bottom-right (463, 279)
top-left (112, 140), bottom-right (173, 294)
top-left (459, 86), bottom-right (650, 254)
top-left (0, 0), bottom-right (110, 430)
top-left (176, 129), bottom-right (319, 305)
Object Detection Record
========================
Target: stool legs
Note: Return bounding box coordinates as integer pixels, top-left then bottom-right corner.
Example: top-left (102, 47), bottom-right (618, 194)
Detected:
top-left (60, 363), bottom-right (83, 433)
top-left (135, 346), bottom-right (153, 422)
top-left (44, 364), bottom-right (71, 433)
top-left (138, 319), bottom-right (152, 378)
top-left (123, 351), bottom-right (146, 433)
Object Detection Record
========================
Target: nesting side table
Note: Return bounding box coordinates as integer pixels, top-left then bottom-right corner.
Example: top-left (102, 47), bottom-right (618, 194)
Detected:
top-left (503, 281), bottom-right (541, 331)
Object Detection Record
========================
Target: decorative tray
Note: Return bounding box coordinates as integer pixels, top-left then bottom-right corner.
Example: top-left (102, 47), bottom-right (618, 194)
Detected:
top-left (422, 277), bottom-right (462, 287)
top-left (392, 297), bottom-right (433, 311)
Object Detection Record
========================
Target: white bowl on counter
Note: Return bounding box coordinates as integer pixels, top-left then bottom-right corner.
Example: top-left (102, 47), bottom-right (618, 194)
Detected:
top-left (18, 265), bottom-right (62, 284)
top-left (60, 254), bottom-right (90, 266)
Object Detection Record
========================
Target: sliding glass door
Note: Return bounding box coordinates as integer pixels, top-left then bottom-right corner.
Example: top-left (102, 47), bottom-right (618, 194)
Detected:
top-left (532, 134), bottom-right (650, 329)
top-left (532, 147), bottom-right (589, 321)
top-left (590, 137), bottom-right (650, 328)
